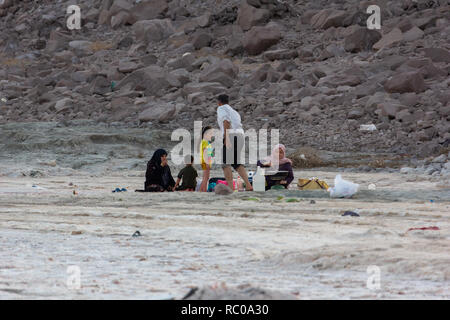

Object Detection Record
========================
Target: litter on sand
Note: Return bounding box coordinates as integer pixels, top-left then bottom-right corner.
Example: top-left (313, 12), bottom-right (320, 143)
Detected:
top-left (112, 188), bottom-right (127, 193)
top-left (132, 231), bottom-right (142, 237)
top-left (328, 175), bottom-right (359, 198)
top-left (406, 226), bottom-right (440, 233)
top-left (342, 211), bottom-right (360, 217)
top-left (359, 124), bottom-right (377, 131)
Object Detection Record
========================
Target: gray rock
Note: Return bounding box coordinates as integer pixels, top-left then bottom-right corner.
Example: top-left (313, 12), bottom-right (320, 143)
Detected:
top-left (403, 26), bottom-right (424, 42)
top-left (183, 82), bottom-right (227, 96)
top-left (54, 98), bottom-right (73, 113)
top-left (347, 109), bottom-right (364, 119)
top-left (139, 103), bottom-right (176, 123)
top-left (199, 59), bottom-right (239, 88)
top-left (214, 183), bottom-right (233, 195)
top-left (114, 66), bottom-right (180, 97)
top-left (310, 9), bottom-right (348, 29)
top-left (423, 48), bottom-right (450, 63)
top-left (133, 19), bottom-right (174, 45)
top-left (243, 23), bottom-right (282, 55)
top-left (384, 72), bottom-right (427, 94)
top-left (432, 154), bottom-right (447, 163)
top-left (237, 0), bottom-right (271, 31)
top-left (263, 49), bottom-right (298, 61)
top-left (400, 167), bottom-right (415, 174)
top-left (167, 53), bottom-right (196, 72)
top-left (68, 40), bottom-right (94, 56)
top-left (344, 27), bottom-right (381, 53)
top-left (192, 33), bottom-right (213, 50)
top-left (128, 0), bottom-right (168, 23)
top-left (0, 0), bottom-right (13, 9)
top-left (373, 28), bottom-right (403, 50)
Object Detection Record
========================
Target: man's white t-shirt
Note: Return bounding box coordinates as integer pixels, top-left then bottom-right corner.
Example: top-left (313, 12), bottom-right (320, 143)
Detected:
top-left (217, 104), bottom-right (244, 137)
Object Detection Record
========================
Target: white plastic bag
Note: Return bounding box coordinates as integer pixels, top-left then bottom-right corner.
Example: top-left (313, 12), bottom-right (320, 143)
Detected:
top-left (328, 174), bottom-right (359, 198)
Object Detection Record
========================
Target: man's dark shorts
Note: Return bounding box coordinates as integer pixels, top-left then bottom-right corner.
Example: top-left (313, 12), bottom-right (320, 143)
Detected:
top-left (222, 133), bottom-right (244, 170)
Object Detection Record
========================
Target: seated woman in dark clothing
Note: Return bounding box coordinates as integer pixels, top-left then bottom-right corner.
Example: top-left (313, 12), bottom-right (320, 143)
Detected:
top-left (257, 144), bottom-right (294, 190)
top-left (144, 149), bottom-right (176, 192)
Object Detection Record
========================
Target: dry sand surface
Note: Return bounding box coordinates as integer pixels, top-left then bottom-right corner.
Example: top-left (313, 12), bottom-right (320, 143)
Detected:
top-left (0, 169), bottom-right (449, 300)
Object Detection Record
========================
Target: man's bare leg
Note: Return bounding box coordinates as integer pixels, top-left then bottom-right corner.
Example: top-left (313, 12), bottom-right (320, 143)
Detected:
top-left (223, 165), bottom-right (234, 190)
top-left (236, 165), bottom-right (253, 191)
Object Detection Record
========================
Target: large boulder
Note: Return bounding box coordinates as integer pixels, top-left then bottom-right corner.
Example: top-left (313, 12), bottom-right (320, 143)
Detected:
top-left (373, 28), bottom-right (403, 50)
top-left (384, 71), bottom-right (427, 93)
top-left (377, 102), bottom-right (404, 119)
top-left (344, 27), bottom-right (382, 53)
top-left (183, 82), bottom-right (227, 96)
top-left (397, 58), bottom-right (446, 80)
top-left (310, 9), bottom-right (347, 29)
top-left (138, 103), bottom-right (176, 123)
top-left (226, 35), bottom-right (244, 56)
top-left (200, 59), bottom-right (239, 79)
top-left (199, 59), bottom-right (239, 88)
top-left (101, 0), bottom-right (133, 26)
top-left (243, 23), bottom-right (282, 55)
top-left (128, 0), bottom-right (168, 23)
top-left (91, 75), bottom-right (111, 95)
top-left (114, 66), bottom-right (181, 97)
top-left (263, 49), bottom-right (298, 61)
top-left (236, 0), bottom-right (271, 31)
top-left (54, 98), bottom-right (73, 114)
top-left (192, 33), bottom-right (213, 50)
top-left (132, 19), bottom-right (174, 45)
top-left (402, 26), bottom-right (424, 42)
top-left (247, 64), bottom-right (279, 86)
top-left (111, 10), bottom-right (131, 29)
top-left (0, 0), bottom-right (13, 9)
top-left (68, 40), bottom-right (94, 56)
top-left (317, 73), bottom-right (362, 88)
top-left (167, 53), bottom-right (196, 72)
top-left (45, 30), bottom-right (71, 53)
top-left (423, 48), bottom-right (450, 63)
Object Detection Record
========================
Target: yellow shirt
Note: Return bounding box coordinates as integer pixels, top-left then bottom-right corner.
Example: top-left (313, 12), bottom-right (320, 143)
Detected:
top-left (200, 139), bottom-right (213, 170)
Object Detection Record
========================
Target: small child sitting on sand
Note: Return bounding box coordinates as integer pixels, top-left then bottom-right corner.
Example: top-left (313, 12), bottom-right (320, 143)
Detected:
top-left (174, 155), bottom-right (198, 192)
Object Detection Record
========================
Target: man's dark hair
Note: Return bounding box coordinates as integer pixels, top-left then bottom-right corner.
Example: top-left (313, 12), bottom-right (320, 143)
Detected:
top-left (217, 94), bottom-right (229, 104)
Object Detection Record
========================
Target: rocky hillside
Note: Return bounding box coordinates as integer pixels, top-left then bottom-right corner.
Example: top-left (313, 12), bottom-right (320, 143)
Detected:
top-left (0, 0), bottom-right (449, 158)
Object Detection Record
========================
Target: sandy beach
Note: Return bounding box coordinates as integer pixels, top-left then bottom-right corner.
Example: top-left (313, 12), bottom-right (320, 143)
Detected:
top-left (1, 169), bottom-right (449, 300)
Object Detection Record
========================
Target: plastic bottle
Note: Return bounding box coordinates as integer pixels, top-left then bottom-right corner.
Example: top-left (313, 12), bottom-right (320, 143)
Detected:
top-left (253, 167), bottom-right (266, 192)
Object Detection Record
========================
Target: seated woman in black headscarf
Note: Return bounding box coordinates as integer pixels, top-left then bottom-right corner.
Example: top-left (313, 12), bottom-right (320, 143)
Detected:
top-left (144, 149), bottom-right (176, 192)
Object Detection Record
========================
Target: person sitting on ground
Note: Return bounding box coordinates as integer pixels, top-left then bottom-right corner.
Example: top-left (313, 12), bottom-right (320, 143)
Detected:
top-left (257, 144), bottom-right (294, 190)
top-left (174, 155), bottom-right (198, 192)
top-left (144, 149), bottom-right (175, 192)
top-left (199, 126), bottom-right (214, 192)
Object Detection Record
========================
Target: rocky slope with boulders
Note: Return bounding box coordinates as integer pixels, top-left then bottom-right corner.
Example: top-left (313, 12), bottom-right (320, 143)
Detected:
top-left (0, 0), bottom-right (449, 163)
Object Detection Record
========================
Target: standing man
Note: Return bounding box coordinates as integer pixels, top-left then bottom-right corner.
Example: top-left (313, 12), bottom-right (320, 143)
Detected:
top-left (216, 94), bottom-right (253, 191)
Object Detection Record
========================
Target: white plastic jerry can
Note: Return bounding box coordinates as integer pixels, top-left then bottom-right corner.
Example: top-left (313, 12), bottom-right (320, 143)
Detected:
top-left (253, 167), bottom-right (266, 192)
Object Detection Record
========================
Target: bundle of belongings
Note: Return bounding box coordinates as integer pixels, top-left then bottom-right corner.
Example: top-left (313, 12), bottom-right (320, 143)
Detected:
top-left (207, 177), bottom-right (226, 192)
top-left (297, 178), bottom-right (329, 191)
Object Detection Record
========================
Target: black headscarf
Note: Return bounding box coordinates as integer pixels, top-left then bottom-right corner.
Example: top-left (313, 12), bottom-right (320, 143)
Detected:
top-left (149, 149), bottom-right (168, 168)
top-left (145, 149), bottom-right (175, 191)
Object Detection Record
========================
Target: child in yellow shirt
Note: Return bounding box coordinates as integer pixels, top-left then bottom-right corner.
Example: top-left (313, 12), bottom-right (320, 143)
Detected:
top-left (199, 126), bottom-right (214, 192)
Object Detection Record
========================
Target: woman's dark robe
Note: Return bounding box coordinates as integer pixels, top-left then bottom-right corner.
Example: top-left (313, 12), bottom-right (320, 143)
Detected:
top-left (144, 149), bottom-right (175, 192)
